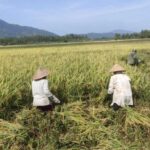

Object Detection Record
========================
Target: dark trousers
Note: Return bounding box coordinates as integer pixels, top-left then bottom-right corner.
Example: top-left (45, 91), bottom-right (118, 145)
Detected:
top-left (112, 103), bottom-right (121, 111)
top-left (112, 103), bottom-right (134, 111)
top-left (37, 105), bottom-right (53, 112)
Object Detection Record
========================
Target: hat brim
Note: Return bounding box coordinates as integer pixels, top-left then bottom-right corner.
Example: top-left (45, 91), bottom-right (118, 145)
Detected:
top-left (110, 69), bottom-right (125, 73)
top-left (33, 69), bottom-right (49, 80)
top-left (110, 64), bottom-right (125, 73)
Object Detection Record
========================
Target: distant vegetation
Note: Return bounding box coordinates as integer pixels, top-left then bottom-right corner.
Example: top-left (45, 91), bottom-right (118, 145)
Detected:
top-left (115, 30), bottom-right (150, 40)
top-left (1, 29), bottom-right (150, 46)
top-left (0, 19), bottom-right (88, 45)
top-left (0, 34), bottom-right (88, 45)
top-left (1, 19), bottom-right (150, 45)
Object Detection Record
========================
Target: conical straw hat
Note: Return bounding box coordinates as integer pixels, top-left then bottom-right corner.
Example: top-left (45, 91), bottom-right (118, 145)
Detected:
top-left (110, 64), bottom-right (125, 73)
top-left (33, 68), bottom-right (49, 80)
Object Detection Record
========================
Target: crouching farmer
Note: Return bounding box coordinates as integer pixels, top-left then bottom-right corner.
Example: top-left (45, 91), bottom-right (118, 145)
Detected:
top-left (127, 49), bottom-right (141, 66)
top-left (32, 68), bottom-right (60, 112)
top-left (108, 64), bottom-right (133, 111)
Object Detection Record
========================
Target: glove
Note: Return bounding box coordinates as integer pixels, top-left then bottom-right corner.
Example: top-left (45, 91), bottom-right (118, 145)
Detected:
top-left (52, 95), bottom-right (60, 104)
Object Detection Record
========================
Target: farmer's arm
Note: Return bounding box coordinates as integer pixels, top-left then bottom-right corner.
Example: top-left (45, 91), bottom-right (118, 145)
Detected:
top-left (43, 80), bottom-right (60, 103)
top-left (43, 80), bottom-right (53, 97)
top-left (108, 77), bottom-right (114, 94)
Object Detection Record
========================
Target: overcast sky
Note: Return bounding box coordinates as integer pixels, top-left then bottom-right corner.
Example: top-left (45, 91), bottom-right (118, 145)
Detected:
top-left (0, 0), bottom-right (150, 35)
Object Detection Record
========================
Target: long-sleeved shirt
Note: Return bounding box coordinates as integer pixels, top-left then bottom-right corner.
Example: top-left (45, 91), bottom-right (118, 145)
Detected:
top-left (32, 79), bottom-right (53, 106)
top-left (108, 74), bottom-right (133, 107)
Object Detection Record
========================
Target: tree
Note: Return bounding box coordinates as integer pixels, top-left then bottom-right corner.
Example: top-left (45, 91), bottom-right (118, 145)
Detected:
top-left (115, 33), bottom-right (121, 40)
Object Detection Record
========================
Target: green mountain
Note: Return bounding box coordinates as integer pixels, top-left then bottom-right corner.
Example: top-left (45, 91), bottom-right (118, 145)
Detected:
top-left (0, 19), bottom-right (57, 38)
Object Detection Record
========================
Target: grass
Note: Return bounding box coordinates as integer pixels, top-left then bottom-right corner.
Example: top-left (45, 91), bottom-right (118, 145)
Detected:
top-left (0, 39), bottom-right (150, 149)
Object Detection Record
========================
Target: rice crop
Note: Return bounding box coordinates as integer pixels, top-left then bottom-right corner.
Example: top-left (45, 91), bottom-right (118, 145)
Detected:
top-left (0, 40), bottom-right (150, 149)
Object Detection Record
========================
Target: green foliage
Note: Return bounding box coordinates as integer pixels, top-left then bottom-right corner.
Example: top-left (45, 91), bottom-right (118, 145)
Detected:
top-left (115, 30), bottom-right (150, 40)
top-left (0, 34), bottom-right (88, 45)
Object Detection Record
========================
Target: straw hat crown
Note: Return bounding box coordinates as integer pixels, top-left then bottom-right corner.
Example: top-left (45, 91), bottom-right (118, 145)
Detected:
top-left (110, 64), bottom-right (125, 73)
top-left (33, 68), bottom-right (49, 80)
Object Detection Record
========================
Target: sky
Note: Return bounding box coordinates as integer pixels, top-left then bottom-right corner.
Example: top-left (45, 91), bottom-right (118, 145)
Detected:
top-left (0, 0), bottom-right (150, 35)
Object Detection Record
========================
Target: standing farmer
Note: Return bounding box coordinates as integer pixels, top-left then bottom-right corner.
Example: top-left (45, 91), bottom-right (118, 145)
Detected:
top-left (108, 64), bottom-right (133, 111)
top-left (32, 68), bottom-right (60, 112)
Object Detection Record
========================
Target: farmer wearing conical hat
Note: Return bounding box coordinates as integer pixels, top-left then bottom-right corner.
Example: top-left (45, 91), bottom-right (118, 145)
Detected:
top-left (32, 68), bottom-right (60, 111)
top-left (108, 64), bottom-right (133, 111)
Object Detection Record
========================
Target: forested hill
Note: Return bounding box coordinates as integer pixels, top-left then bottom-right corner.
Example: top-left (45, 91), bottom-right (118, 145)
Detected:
top-left (0, 19), bottom-right (56, 38)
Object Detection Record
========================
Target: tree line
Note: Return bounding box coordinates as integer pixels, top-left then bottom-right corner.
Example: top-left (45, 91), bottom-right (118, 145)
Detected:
top-left (1, 30), bottom-right (150, 45)
top-left (0, 34), bottom-right (88, 45)
top-left (115, 30), bottom-right (150, 40)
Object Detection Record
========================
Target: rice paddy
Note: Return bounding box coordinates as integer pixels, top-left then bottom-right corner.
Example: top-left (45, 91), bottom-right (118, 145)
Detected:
top-left (0, 39), bottom-right (150, 149)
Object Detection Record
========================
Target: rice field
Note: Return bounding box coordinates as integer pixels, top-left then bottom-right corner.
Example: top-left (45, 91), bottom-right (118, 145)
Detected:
top-left (0, 39), bottom-right (150, 149)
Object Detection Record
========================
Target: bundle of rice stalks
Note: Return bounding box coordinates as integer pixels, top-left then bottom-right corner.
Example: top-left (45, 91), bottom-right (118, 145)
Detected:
top-left (15, 108), bottom-right (59, 149)
top-left (0, 119), bottom-right (27, 149)
top-left (120, 108), bottom-right (150, 148)
top-left (125, 108), bottom-right (150, 128)
top-left (54, 101), bottom-right (126, 149)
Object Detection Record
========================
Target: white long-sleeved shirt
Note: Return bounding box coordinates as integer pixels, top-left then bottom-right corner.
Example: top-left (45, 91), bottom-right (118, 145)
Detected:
top-left (32, 79), bottom-right (53, 106)
top-left (108, 74), bottom-right (133, 107)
